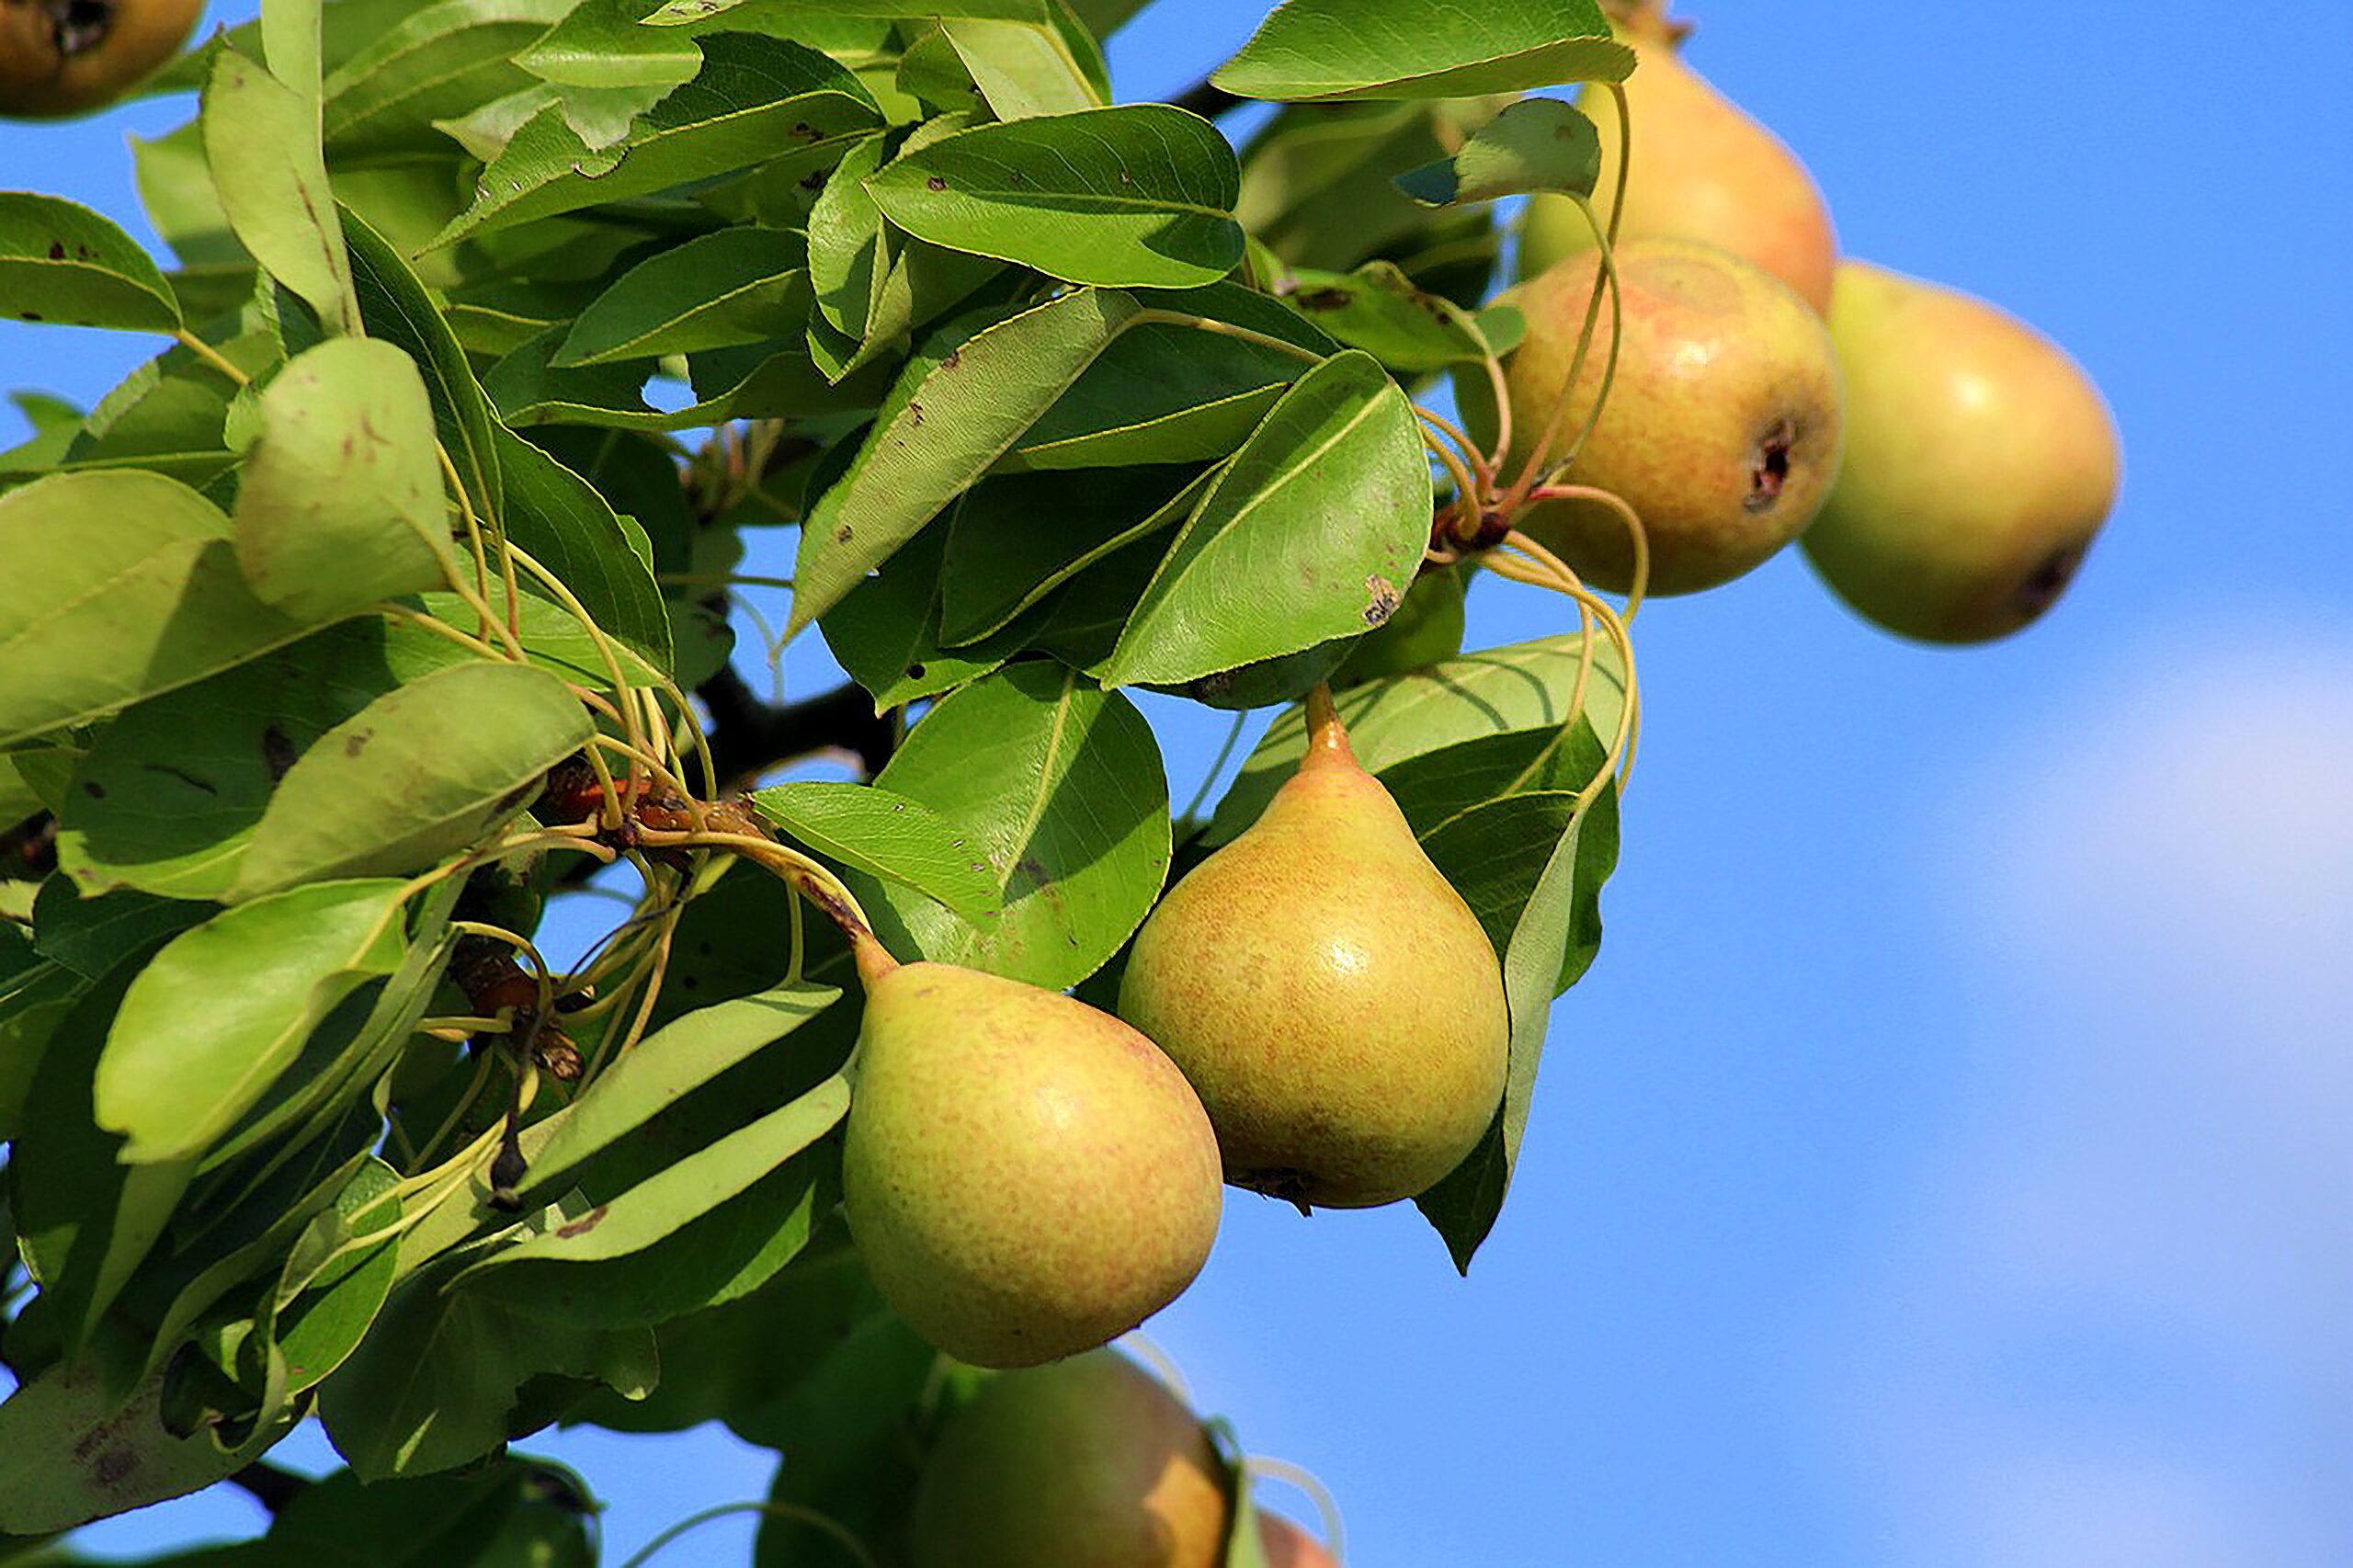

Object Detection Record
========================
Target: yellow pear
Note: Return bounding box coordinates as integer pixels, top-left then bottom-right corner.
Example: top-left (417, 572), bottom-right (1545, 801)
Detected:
top-left (1119, 689), bottom-right (1506, 1210)
top-left (841, 939), bottom-right (1222, 1369)
top-left (1519, 6), bottom-right (1836, 314)
top-left (1802, 261), bottom-right (2120, 642)
top-left (0, 0), bottom-right (200, 119)
top-left (1486, 236), bottom-right (1844, 596)
top-left (911, 1349), bottom-right (1229, 1568)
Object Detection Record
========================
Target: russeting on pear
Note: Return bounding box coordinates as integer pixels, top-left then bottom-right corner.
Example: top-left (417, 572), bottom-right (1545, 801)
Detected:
top-left (1518, 6), bottom-right (1836, 314)
top-left (1119, 688), bottom-right (1506, 1210)
top-left (1802, 261), bottom-right (2120, 642)
top-left (910, 1349), bottom-right (1228, 1568)
top-left (1486, 236), bottom-right (1845, 596)
top-left (841, 937), bottom-right (1222, 1369)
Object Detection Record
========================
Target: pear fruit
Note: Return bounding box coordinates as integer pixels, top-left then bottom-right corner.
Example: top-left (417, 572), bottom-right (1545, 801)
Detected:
top-left (841, 938), bottom-right (1222, 1369)
top-left (1259, 1514), bottom-right (1343, 1568)
top-left (1518, 6), bottom-right (1836, 314)
top-left (1485, 236), bottom-right (1844, 596)
top-left (1119, 688), bottom-right (1506, 1210)
top-left (910, 1349), bottom-right (1228, 1568)
top-left (0, 0), bottom-right (200, 119)
top-left (1802, 261), bottom-right (2120, 642)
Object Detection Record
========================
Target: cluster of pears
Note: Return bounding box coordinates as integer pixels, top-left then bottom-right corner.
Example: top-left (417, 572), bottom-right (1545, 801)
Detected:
top-left (841, 687), bottom-right (1507, 1370)
top-left (0, 0), bottom-right (200, 119)
top-left (1494, 0), bottom-right (2120, 642)
top-left (911, 1348), bottom-right (1338, 1568)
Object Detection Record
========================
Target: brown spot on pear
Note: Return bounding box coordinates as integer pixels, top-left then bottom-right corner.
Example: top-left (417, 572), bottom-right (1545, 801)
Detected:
top-left (1118, 688), bottom-right (1506, 1210)
top-left (911, 1349), bottom-right (1228, 1568)
top-left (0, 0), bottom-right (201, 119)
top-left (1480, 236), bottom-right (1844, 596)
top-left (1518, 6), bottom-right (1836, 314)
top-left (841, 937), bottom-right (1222, 1369)
top-left (1801, 260), bottom-right (2120, 643)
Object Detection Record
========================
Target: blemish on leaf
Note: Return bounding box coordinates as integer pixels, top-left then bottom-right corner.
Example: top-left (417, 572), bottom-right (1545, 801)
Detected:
top-left (46, 242), bottom-right (63, 260)
top-left (835, 524), bottom-right (853, 543)
top-left (89, 1444), bottom-right (138, 1486)
top-left (926, 176), bottom-right (948, 192)
top-left (262, 724), bottom-right (298, 780)
top-left (555, 1205), bottom-right (609, 1239)
top-left (141, 762), bottom-right (218, 795)
top-left (344, 730), bottom-right (372, 758)
top-left (1363, 574), bottom-right (1402, 626)
top-left (81, 779), bottom-right (105, 799)
top-left (1297, 288), bottom-right (1351, 311)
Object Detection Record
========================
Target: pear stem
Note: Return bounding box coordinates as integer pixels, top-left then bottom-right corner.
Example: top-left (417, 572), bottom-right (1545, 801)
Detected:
top-left (1302, 682), bottom-right (1356, 768)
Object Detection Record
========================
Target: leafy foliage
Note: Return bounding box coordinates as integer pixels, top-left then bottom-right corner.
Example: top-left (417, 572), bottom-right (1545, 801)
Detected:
top-left (0, 0), bottom-right (1643, 1555)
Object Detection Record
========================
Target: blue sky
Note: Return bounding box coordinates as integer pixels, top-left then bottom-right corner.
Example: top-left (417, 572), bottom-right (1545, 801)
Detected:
top-left (13, 2), bottom-right (2353, 1564)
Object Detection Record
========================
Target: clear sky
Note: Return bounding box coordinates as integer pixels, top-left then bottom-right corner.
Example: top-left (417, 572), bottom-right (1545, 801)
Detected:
top-left (13, 3), bottom-right (2353, 1564)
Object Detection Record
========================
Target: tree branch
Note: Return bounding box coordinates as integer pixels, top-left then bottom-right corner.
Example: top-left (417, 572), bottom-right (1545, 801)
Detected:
top-left (1168, 77), bottom-right (1245, 120)
top-left (696, 669), bottom-right (896, 794)
top-left (227, 1460), bottom-right (310, 1515)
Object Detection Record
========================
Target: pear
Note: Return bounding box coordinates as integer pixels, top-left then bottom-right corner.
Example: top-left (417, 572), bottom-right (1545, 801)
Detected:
top-left (0, 0), bottom-right (201, 119)
top-left (910, 1349), bottom-right (1229, 1568)
top-left (1484, 236), bottom-right (1844, 596)
top-left (840, 937), bottom-right (1222, 1369)
top-left (1260, 1514), bottom-right (1343, 1568)
top-left (1802, 261), bottom-right (2120, 642)
top-left (1119, 689), bottom-right (1506, 1210)
top-left (1518, 6), bottom-right (1836, 314)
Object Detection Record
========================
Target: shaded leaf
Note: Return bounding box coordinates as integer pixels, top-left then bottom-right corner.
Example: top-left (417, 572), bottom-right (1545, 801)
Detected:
top-left (96, 880), bottom-right (411, 1164)
top-left (556, 226), bottom-right (811, 366)
top-left (497, 426), bottom-right (676, 676)
top-left (233, 337), bottom-right (459, 620)
top-left (233, 662), bottom-right (592, 897)
top-left (1394, 97), bottom-right (1602, 205)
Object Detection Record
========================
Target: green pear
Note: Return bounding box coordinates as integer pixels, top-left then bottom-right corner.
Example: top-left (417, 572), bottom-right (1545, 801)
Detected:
top-left (1802, 261), bottom-right (2120, 642)
top-left (911, 1349), bottom-right (1230, 1568)
top-left (1485, 236), bottom-right (1844, 596)
top-left (1518, 6), bottom-right (1837, 314)
top-left (841, 940), bottom-right (1222, 1369)
top-left (1119, 691), bottom-right (1506, 1210)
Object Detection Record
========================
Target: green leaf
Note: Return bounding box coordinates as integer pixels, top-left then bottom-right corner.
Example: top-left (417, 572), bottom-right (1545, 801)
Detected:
top-left (261, 1456), bottom-right (596, 1566)
top-left (1278, 260), bottom-right (1504, 373)
top-left (516, 983), bottom-right (841, 1201)
top-left (1213, 0), bottom-right (1631, 101)
top-left (853, 661), bottom-right (1168, 988)
top-left (0, 1357), bottom-right (298, 1536)
top-left (0, 194), bottom-right (181, 334)
top-left (940, 11), bottom-right (1108, 119)
top-left (342, 205), bottom-right (503, 532)
top-left (789, 289), bottom-right (1143, 632)
top-left (432, 34), bottom-right (882, 247)
top-left (1208, 631), bottom-right (1630, 843)
top-left (497, 427), bottom-right (676, 676)
top-left (29, 883), bottom-right (210, 980)
top-left (95, 880), bottom-right (411, 1164)
top-left (1097, 350), bottom-right (1429, 688)
top-left (807, 132), bottom-right (890, 335)
top-left (938, 463), bottom-right (1210, 644)
top-left (273, 1158), bottom-right (404, 1395)
top-left (751, 781), bottom-right (1000, 922)
top-left (0, 472), bottom-right (315, 749)
top-left (555, 226), bottom-right (811, 366)
top-left (1237, 97), bottom-right (1513, 273)
top-left (1394, 97), bottom-right (1602, 205)
top-left (202, 46), bottom-right (360, 335)
top-left (1415, 781), bottom-right (1618, 1268)
top-left (318, 1266), bottom-right (654, 1481)
top-left (817, 520), bottom-right (1026, 709)
top-left (452, 1074), bottom-right (847, 1280)
top-left (233, 338), bottom-right (459, 621)
top-left (322, 0), bottom-right (578, 162)
top-left (865, 106), bottom-right (1242, 287)
top-left (1004, 282), bottom-right (1336, 471)
top-left (233, 662), bottom-right (592, 898)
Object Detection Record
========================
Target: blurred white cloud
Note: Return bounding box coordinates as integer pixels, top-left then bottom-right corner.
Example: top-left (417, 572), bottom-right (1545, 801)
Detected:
top-left (1806, 629), bottom-right (2353, 1567)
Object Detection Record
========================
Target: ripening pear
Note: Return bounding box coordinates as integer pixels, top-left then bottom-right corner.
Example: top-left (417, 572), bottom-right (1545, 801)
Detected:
top-left (0, 0), bottom-right (200, 119)
top-left (1802, 261), bottom-right (2120, 642)
top-left (1119, 689), bottom-right (1506, 1210)
top-left (910, 1349), bottom-right (1229, 1568)
top-left (1260, 1515), bottom-right (1343, 1568)
top-left (1484, 236), bottom-right (1844, 596)
top-left (1518, 6), bottom-right (1837, 314)
top-left (840, 937), bottom-right (1222, 1369)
